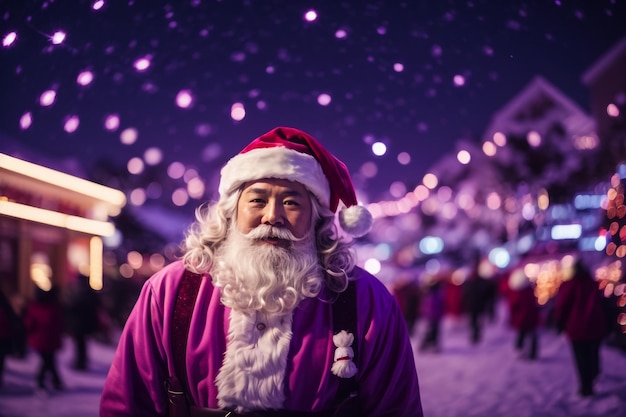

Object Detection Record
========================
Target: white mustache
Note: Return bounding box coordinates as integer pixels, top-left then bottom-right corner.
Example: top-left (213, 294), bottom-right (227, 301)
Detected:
top-left (244, 224), bottom-right (303, 241)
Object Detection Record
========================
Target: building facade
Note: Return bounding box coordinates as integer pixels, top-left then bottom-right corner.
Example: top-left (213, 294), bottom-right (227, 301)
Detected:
top-left (0, 153), bottom-right (126, 302)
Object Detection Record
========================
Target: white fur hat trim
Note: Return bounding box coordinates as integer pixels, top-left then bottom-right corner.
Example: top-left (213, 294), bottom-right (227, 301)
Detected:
top-left (219, 146), bottom-right (331, 208)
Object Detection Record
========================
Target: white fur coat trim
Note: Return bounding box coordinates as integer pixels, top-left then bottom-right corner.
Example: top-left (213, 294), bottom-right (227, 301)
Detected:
top-left (215, 309), bottom-right (293, 412)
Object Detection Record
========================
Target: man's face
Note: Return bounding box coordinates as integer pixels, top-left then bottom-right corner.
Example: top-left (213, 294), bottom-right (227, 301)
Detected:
top-left (236, 178), bottom-right (313, 242)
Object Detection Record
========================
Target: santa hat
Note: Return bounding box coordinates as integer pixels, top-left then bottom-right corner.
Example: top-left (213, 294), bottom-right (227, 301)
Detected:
top-left (219, 126), bottom-right (373, 237)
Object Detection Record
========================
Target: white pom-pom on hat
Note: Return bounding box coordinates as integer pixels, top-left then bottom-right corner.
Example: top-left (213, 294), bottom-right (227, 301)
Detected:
top-left (219, 127), bottom-right (373, 237)
top-left (339, 205), bottom-right (373, 238)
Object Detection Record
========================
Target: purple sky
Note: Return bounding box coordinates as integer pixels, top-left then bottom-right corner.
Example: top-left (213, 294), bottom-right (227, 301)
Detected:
top-left (1, 0), bottom-right (625, 203)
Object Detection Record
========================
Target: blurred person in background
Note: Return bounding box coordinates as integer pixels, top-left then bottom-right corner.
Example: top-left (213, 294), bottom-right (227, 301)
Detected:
top-left (100, 127), bottom-right (423, 416)
top-left (419, 274), bottom-right (445, 353)
top-left (65, 272), bottom-right (101, 371)
top-left (443, 274), bottom-right (464, 320)
top-left (0, 288), bottom-right (22, 389)
top-left (25, 286), bottom-right (65, 392)
top-left (482, 270), bottom-right (499, 323)
top-left (392, 274), bottom-right (422, 336)
top-left (505, 269), bottom-right (540, 360)
top-left (462, 254), bottom-right (491, 345)
top-left (554, 258), bottom-right (610, 397)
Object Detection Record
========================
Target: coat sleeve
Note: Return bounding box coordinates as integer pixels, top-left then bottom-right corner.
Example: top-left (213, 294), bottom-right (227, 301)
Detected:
top-left (100, 278), bottom-right (169, 417)
top-left (356, 271), bottom-right (424, 417)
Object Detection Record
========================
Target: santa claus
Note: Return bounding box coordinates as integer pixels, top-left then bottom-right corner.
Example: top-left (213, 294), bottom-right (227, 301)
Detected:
top-left (100, 127), bottom-right (423, 416)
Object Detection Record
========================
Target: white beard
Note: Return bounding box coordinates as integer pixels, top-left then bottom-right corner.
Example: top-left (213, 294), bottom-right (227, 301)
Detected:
top-left (211, 224), bottom-right (323, 314)
top-left (213, 224), bottom-right (323, 411)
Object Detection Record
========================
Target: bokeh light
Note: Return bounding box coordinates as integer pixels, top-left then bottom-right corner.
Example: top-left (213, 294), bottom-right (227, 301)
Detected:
top-left (231, 102), bottom-right (246, 121)
top-left (372, 142), bottom-right (387, 156)
top-left (457, 149), bottom-right (471, 164)
top-left (19, 112), bottom-right (32, 130)
top-left (51, 31), bottom-right (66, 45)
top-left (127, 157), bottom-right (144, 175)
top-left (2, 31), bottom-right (17, 47)
top-left (397, 152), bottom-right (411, 165)
top-left (39, 90), bottom-right (56, 106)
top-left (167, 162), bottom-right (185, 179)
top-left (104, 114), bottom-right (120, 131)
top-left (176, 89), bottom-right (194, 108)
top-left (423, 173), bottom-right (438, 189)
top-left (63, 115), bottom-right (80, 133)
top-left (317, 93), bottom-right (332, 106)
top-left (143, 147), bottom-right (163, 165)
top-left (77, 71), bottom-right (94, 86)
top-left (120, 127), bottom-right (138, 145)
top-left (134, 56), bottom-right (151, 72)
top-left (304, 9), bottom-right (318, 22)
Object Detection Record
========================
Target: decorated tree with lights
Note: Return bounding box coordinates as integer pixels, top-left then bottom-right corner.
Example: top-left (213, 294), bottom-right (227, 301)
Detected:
top-left (597, 166), bottom-right (626, 347)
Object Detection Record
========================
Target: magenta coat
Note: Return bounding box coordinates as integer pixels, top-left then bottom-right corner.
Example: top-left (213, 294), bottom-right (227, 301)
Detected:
top-left (24, 301), bottom-right (64, 353)
top-left (100, 261), bottom-right (423, 416)
top-left (554, 271), bottom-right (608, 341)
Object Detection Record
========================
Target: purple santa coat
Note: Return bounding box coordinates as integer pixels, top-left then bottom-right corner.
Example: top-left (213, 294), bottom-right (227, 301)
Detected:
top-left (100, 261), bottom-right (423, 416)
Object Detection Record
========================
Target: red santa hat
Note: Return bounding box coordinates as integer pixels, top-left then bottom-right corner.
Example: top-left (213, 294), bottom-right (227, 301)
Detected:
top-left (219, 126), bottom-right (373, 237)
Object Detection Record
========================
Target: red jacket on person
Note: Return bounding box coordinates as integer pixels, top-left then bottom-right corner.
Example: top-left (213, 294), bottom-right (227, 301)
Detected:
top-left (554, 266), bottom-right (608, 342)
top-left (508, 285), bottom-right (540, 331)
top-left (25, 299), bottom-right (65, 353)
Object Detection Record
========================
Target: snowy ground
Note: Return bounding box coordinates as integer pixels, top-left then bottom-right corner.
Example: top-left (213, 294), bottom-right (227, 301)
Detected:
top-left (413, 313), bottom-right (626, 417)
top-left (1, 301), bottom-right (625, 417)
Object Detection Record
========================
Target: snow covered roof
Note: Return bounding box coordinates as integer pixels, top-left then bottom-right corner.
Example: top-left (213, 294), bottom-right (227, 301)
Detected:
top-left (482, 76), bottom-right (595, 142)
top-left (582, 36), bottom-right (626, 86)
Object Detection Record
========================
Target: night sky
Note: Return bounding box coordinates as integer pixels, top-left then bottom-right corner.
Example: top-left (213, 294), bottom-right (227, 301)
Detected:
top-left (1, 0), bottom-right (625, 205)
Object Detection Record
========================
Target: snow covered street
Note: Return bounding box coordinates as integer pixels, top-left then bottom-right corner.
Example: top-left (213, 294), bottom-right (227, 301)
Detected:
top-left (413, 313), bottom-right (626, 417)
top-left (1, 302), bottom-right (625, 417)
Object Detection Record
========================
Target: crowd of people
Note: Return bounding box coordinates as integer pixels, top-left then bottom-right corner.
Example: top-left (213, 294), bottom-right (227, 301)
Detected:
top-left (0, 273), bottom-right (104, 393)
top-left (392, 252), bottom-right (621, 401)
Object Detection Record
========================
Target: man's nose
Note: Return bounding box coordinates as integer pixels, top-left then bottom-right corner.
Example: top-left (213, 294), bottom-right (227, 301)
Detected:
top-left (262, 200), bottom-right (284, 226)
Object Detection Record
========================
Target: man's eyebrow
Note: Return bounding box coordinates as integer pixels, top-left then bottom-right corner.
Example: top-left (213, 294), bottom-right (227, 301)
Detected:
top-left (281, 189), bottom-right (306, 198)
top-left (244, 187), bottom-right (269, 195)
top-left (244, 187), bottom-right (306, 198)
